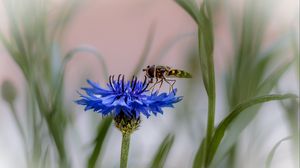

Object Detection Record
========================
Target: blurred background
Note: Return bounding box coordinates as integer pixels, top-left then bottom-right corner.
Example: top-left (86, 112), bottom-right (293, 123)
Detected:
top-left (0, 0), bottom-right (299, 168)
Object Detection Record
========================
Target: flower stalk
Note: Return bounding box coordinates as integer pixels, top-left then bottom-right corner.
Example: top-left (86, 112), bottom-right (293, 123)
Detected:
top-left (120, 133), bottom-right (131, 168)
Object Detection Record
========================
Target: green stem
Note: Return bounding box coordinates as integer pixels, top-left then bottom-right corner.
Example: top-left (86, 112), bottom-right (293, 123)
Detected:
top-left (204, 44), bottom-right (216, 167)
top-left (120, 133), bottom-right (131, 168)
top-left (198, 27), bottom-right (216, 167)
top-left (8, 103), bottom-right (26, 143)
top-left (8, 102), bottom-right (30, 166)
top-left (206, 56), bottom-right (216, 145)
top-left (197, 2), bottom-right (216, 165)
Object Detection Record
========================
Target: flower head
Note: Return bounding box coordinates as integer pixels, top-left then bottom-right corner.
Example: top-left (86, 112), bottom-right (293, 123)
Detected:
top-left (76, 75), bottom-right (182, 118)
top-left (75, 75), bottom-right (182, 134)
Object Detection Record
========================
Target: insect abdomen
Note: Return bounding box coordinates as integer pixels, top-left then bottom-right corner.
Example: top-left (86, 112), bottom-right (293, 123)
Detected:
top-left (167, 69), bottom-right (192, 78)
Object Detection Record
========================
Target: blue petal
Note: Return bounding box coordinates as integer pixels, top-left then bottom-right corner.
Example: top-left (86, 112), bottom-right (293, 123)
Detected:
top-left (102, 95), bottom-right (117, 105)
top-left (114, 106), bottom-right (122, 116)
top-left (75, 79), bottom-right (183, 119)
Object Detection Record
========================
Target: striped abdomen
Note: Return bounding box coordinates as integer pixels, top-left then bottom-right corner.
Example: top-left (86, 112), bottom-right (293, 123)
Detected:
top-left (167, 69), bottom-right (192, 78)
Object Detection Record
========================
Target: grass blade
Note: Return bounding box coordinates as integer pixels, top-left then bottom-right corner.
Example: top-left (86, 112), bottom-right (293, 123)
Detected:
top-left (197, 3), bottom-right (216, 167)
top-left (149, 134), bottom-right (175, 168)
top-left (193, 138), bottom-right (206, 168)
top-left (62, 46), bottom-right (109, 80)
top-left (87, 117), bottom-right (112, 168)
top-left (220, 1), bottom-right (291, 166)
top-left (175, 0), bottom-right (200, 24)
top-left (53, 46), bottom-right (109, 107)
top-left (265, 136), bottom-right (292, 168)
top-left (176, 1), bottom-right (216, 167)
top-left (257, 61), bottom-right (293, 93)
top-left (292, 31), bottom-right (299, 78)
top-left (51, 0), bottom-right (81, 40)
top-left (155, 32), bottom-right (196, 63)
top-left (132, 23), bottom-right (156, 76)
top-left (206, 94), bottom-right (298, 165)
top-left (3, 0), bottom-right (28, 57)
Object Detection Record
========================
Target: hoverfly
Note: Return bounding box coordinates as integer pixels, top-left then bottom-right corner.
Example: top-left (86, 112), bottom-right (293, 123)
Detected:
top-left (142, 65), bottom-right (192, 93)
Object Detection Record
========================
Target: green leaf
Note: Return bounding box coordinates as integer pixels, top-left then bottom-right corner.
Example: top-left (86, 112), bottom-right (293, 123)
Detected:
top-left (258, 32), bottom-right (291, 60)
top-left (0, 32), bottom-right (16, 58)
top-left (257, 61), bottom-right (293, 93)
top-left (53, 46), bottom-right (109, 106)
top-left (251, 33), bottom-right (292, 88)
top-left (176, 1), bottom-right (217, 167)
top-left (206, 94), bottom-right (297, 165)
top-left (40, 146), bottom-right (50, 168)
top-left (197, 4), bottom-right (216, 165)
top-left (265, 136), bottom-right (292, 168)
top-left (51, 0), bottom-right (81, 40)
top-left (62, 46), bottom-right (109, 79)
top-left (175, 0), bottom-right (200, 24)
top-left (220, 2), bottom-right (291, 166)
top-left (279, 99), bottom-right (300, 167)
top-left (219, 38), bottom-right (293, 168)
top-left (0, 18), bottom-right (29, 77)
top-left (197, 31), bottom-right (209, 92)
top-left (87, 117), bottom-right (112, 168)
top-left (2, 0), bottom-right (28, 57)
top-left (196, 1), bottom-right (214, 97)
top-left (291, 29), bottom-right (299, 79)
top-left (149, 134), bottom-right (175, 168)
top-left (193, 138), bottom-right (206, 168)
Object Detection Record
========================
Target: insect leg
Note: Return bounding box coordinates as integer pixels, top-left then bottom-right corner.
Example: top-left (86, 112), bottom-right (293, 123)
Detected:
top-left (152, 78), bottom-right (163, 93)
top-left (147, 78), bottom-right (155, 90)
top-left (148, 78), bottom-right (160, 93)
top-left (168, 79), bottom-right (176, 94)
top-left (157, 78), bottom-right (164, 93)
top-left (163, 77), bottom-right (176, 93)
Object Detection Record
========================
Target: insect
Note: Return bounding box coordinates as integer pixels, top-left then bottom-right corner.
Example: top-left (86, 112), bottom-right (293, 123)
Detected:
top-left (142, 65), bottom-right (192, 93)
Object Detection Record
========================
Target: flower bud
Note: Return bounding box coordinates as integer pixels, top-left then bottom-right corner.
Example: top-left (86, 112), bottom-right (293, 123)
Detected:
top-left (1, 80), bottom-right (17, 104)
top-left (114, 113), bottom-right (141, 135)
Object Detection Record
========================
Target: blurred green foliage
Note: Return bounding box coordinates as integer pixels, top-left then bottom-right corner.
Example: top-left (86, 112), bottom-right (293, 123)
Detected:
top-left (150, 134), bottom-right (175, 168)
top-left (175, 0), bottom-right (298, 168)
top-left (0, 0), bottom-right (109, 167)
top-left (265, 136), bottom-right (292, 168)
top-left (0, 0), bottom-right (298, 168)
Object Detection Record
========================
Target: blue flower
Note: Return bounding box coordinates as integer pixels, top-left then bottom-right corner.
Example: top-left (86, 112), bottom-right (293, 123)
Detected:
top-left (75, 75), bottom-right (182, 119)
